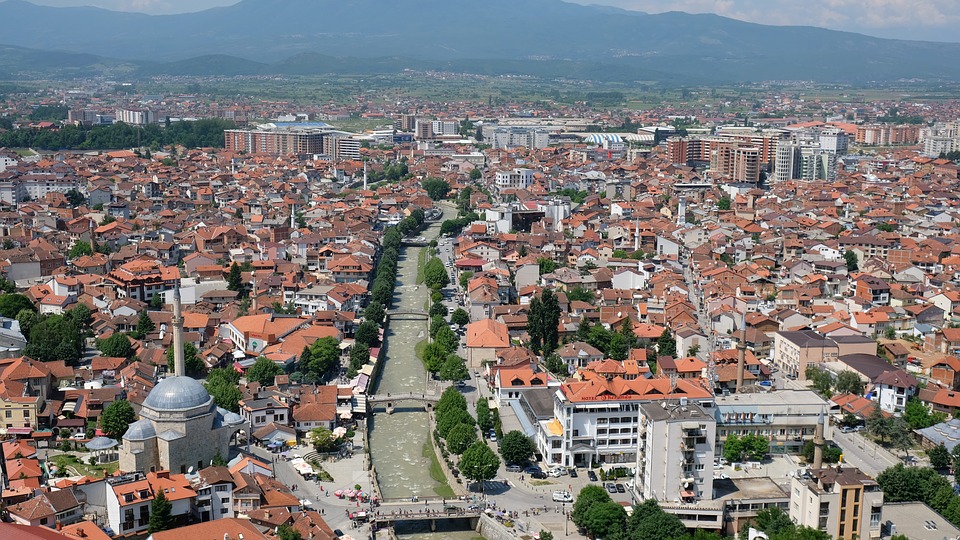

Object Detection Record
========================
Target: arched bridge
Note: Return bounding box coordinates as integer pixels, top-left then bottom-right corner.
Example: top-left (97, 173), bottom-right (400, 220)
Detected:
top-left (386, 309), bottom-right (430, 321)
top-left (366, 392), bottom-right (440, 414)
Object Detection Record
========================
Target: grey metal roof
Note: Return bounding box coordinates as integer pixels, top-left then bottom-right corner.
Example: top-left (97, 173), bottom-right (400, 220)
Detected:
top-left (123, 419), bottom-right (156, 441)
top-left (85, 436), bottom-right (118, 451)
top-left (142, 376), bottom-right (212, 411)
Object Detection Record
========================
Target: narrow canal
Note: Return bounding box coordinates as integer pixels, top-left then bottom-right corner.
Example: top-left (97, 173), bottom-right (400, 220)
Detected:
top-left (368, 207), bottom-right (479, 539)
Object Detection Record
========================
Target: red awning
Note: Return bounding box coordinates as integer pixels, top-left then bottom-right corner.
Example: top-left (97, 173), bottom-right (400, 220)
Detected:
top-left (680, 490), bottom-right (696, 498)
top-left (8, 427), bottom-right (33, 435)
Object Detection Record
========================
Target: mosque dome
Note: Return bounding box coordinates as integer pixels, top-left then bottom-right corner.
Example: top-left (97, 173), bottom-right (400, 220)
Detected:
top-left (142, 376), bottom-right (212, 412)
top-left (123, 419), bottom-right (157, 441)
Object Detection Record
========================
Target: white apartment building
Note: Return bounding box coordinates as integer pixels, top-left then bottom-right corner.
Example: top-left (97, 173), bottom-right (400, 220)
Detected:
top-left (495, 168), bottom-right (535, 191)
top-left (537, 376), bottom-right (713, 467)
top-left (714, 390), bottom-right (831, 456)
top-left (636, 401), bottom-right (716, 505)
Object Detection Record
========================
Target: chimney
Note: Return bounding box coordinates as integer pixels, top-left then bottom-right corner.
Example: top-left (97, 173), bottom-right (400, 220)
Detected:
top-left (56, 520), bottom-right (62, 531)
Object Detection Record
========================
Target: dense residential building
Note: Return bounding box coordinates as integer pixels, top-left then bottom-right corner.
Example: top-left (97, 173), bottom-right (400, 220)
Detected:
top-left (790, 466), bottom-right (883, 540)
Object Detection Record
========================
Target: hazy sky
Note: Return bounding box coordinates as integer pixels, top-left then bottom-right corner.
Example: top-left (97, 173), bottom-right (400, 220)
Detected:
top-left (27, 0), bottom-right (960, 43)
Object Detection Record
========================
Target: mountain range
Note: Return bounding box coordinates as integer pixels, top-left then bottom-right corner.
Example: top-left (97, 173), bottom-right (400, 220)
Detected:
top-left (2, 0), bottom-right (960, 83)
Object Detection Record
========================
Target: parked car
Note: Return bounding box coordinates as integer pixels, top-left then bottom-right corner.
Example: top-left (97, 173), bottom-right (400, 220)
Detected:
top-left (587, 470), bottom-right (598, 482)
top-left (548, 467), bottom-right (567, 478)
top-left (505, 464), bottom-right (523, 473)
top-left (568, 468), bottom-right (578, 478)
top-left (552, 490), bottom-right (574, 503)
top-left (334, 530), bottom-right (345, 539)
top-left (605, 483), bottom-right (617, 494)
top-left (530, 470), bottom-right (548, 479)
top-left (615, 483), bottom-right (626, 493)
top-left (489, 430), bottom-right (497, 442)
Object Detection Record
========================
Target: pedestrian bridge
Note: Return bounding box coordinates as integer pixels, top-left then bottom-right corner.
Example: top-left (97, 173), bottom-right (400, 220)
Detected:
top-left (385, 309), bottom-right (430, 321)
top-left (369, 504), bottom-right (482, 531)
top-left (366, 393), bottom-right (440, 414)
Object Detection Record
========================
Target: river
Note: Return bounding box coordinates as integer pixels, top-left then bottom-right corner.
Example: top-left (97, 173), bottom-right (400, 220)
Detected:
top-left (368, 208), bottom-right (480, 539)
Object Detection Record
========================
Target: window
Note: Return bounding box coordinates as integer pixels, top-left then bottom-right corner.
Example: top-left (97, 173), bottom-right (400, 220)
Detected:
top-left (4, 411), bottom-right (10, 418)
top-left (870, 510), bottom-right (881, 527)
top-left (221, 508), bottom-right (229, 514)
top-left (215, 485), bottom-right (229, 492)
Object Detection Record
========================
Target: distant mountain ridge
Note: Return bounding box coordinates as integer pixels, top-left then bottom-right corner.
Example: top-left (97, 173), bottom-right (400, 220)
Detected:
top-left (1, 0), bottom-right (960, 82)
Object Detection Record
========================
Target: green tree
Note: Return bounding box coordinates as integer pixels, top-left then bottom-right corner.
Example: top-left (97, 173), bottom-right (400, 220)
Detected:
top-left (247, 357), bottom-right (283, 386)
top-left (805, 366), bottom-right (835, 397)
top-left (422, 341), bottom-right (449, 372)
top-left (723, 433), bottom-right (769, 462)
top-left (450, 308), bottom-right (470, 326)
top-left (844, 250), bottom-right (859, 272)
top-left (446, 422), bottom-right (478, 455)
top-left (544, 353), bottom-right (567, 376)
top-left (928, 443), bottom-right (951, 470)
top-left (476, 398), bottom-right (493, 433)
top-left (436, 386), bottom-right (468, 417)
top-left (134, 311), bottom-right (155, 339)
top-left (607, 332), bottom-right (630, 361)
top-left (904, 398), bottom-right (947, 430)
top-left (355, 320), bottom-right (380, 347)
top-left (205, 376), bottom-right (243, 413)
top-left (835, 370), bottom-right (865, 396)
top-left (877, 463), bottom-right (952, 503)
top-left (423, 177), bottom-right (451, 200)
top-left (348, 343), bottom-right (370, 378)
top-left (459, 271), bottom-right (473, 289)
top-left (97, 333), bottom-right (134, 358)
top-left (867, 406), bottom-right (891, 443)
top-left (277, 523), bottom-right (302, 540)
top-left (423, 257), bottom-right (450, 289)
top-left (306, 336), bottom-right (340, 377)
top-left (100, 399), bottom-right (136, 440)
top-left (499, 430), bottom-right (536, 464)
top-left (439, 354), bottom-right (469, 381)
top-left (309, 427), bottom-right (340, 452)
top-left (26, 313), bottom-right (83, 364)
top-left (227, 262), bottom-right (244, 294)
top-left (800, 440), bottom-right (842, 464)
top-left (566, 287), bottom-right (595, 304)
top-left (0, 293), bottom-right (35, 319)
top-left (656, 328), bottom-right (676, 358)
top-left (363, 302), bottom-right (385, 324)
top-left (68, 241), bottom-right (93, 259)
top-left (166, 342), bottom-right (204, 375)
top-left (437, 408), bottom-right (475, 438)
top-left (717, 196), bottom-right (731, 210)
top-left (752, 506), bottom-right (795, 536)
top-left (148, 489), bottom-right (172, 533)
top-left (538, 257), bottom-right (558, 275)
top-left (460, 442), bottom-right (500, 489)
top-left (572, 485), bottom-right (612, 531)
top-left (469, 168), bottom-right (482, 180)
top-left (583, 501), bottom-right (628, 538)
top-left (629, 498), bottom-right (685, 540)
top-left (435, 324), bottom-right (459, 353)
top-left (429, 300), bottom-right (447, 318)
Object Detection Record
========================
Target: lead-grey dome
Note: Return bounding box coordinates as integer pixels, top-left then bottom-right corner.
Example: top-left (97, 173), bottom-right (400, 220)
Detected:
top-left (123, 419), bottom-right (157, 441)
top-left (142, 376), bottom-right (212, 411)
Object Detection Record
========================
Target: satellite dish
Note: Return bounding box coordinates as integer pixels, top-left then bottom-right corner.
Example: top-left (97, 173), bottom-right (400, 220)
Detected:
top-left (188, 466), bottom-right (195, 474)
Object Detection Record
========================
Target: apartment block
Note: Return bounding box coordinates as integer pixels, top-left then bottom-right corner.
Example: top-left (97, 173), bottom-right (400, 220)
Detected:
top-left (790, 466), bottom-right (883, 540)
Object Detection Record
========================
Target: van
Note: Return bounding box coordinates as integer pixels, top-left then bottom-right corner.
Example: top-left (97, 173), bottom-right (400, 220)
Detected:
top-left (505, 464), bottom-right (523, 473)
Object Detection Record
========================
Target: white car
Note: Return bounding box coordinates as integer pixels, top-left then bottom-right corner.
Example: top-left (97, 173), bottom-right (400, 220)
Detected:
top-left (547, 467), bottom-right (567, 477)
top-left (552, 490), bottom-right (574, 503)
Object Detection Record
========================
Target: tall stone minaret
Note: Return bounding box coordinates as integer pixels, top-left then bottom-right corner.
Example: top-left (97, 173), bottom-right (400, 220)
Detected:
top-left (172, 282), bottom-right (185, 377)
top-left (812, 410), bottom-right (826, 469)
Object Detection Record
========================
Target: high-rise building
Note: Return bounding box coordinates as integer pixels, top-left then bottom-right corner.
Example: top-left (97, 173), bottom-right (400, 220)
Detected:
top-left (224, 125), bottom-right (329, 155)
top-left (790, 466), bottom-right (883, 540)
top-left (635, 401), bottom-right (716, 506)
top-left (323, 134), bottom-right (361, 160)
